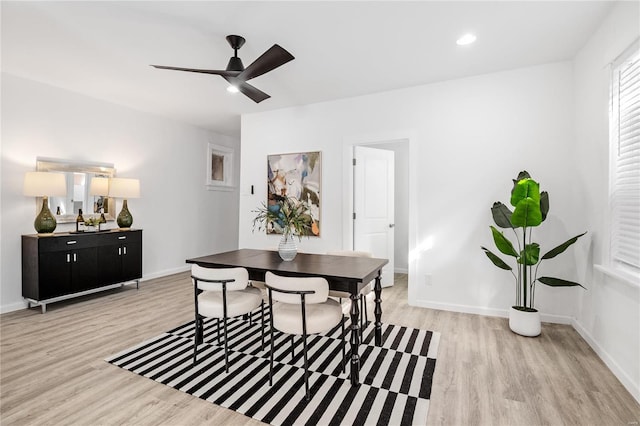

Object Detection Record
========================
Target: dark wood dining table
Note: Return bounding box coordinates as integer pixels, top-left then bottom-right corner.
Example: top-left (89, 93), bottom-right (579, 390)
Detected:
top-left (186, 248), bottom-right (388, 385)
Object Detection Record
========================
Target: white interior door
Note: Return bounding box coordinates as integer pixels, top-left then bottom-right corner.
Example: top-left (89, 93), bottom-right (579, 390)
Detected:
top-left (353, 145), bottom-right (395, 287)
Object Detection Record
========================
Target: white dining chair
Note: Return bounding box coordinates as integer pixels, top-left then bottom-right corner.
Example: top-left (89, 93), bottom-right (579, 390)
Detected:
top-left (326, 250), bottom-right (374, 338)
top-left (265, 271), bottom-right (345, 401)
top-left (192, 265), bottom-right (264, 372)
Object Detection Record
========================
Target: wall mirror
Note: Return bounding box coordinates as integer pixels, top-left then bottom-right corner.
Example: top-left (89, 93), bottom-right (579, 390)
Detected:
top-left (36, 157), bottom-right (116, 224)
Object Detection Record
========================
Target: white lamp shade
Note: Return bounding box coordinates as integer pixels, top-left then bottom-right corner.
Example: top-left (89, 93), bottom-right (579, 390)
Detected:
top-left (89, 177), bottom-right (110, 196)
top-left (23, 172), bottom-right (67, 197)
top-left (109, 178), bottom-right (140, 198)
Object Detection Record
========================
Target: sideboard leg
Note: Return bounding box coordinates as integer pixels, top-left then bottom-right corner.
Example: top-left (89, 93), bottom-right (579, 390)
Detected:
top-left (41, 303), bottom-right (46, 314)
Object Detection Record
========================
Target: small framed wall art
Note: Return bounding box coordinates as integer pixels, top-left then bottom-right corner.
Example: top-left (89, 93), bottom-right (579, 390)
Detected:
top-left (206, 143), bottom-right (234, 190)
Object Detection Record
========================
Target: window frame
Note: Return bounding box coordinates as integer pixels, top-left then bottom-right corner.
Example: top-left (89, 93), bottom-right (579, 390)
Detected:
top-left (607, 39), bottom-right (640, 280)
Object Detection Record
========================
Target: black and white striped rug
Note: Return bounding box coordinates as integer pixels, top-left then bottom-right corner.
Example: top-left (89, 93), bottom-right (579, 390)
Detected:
top-left (106, 311), bottom-right (440, 426)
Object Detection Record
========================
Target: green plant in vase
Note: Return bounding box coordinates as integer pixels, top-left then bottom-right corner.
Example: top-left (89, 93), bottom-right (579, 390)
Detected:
top-left (252, 195), bottom-right (312, 261)
top-left (481, 171), bottom-right (587, 336)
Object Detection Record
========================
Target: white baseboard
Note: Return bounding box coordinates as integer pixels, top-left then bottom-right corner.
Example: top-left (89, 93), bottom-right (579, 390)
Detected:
top-left (572, 318), bottom-right (640, 403)
top-left (0, 300), bottom-right (29, 314)
top-left (141, 265), bottom-right (190, 281)
top-left (411, 299), bottom-right (574, 324)
top-left (394, 267), bottom-right (408, 274)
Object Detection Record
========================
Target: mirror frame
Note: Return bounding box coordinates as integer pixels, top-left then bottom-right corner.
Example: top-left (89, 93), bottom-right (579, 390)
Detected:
top-left (36, 157), bottom-right (116, 224)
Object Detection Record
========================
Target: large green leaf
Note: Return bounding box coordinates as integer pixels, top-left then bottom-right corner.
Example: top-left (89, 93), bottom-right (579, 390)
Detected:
top-left (538, 276), bottom-right (586, 289)
top-left (540, 191), bottom-right (549, 222)
top-left (510, 178), bottom-right (540, 207)
top-left (491, 202), bottom-right (513, 229)
top-left (511, 197), bottom-right (542, 227)
top-left (517, 243), bottom-right (540, 265)
top-left (481, 247), bottom-right (513, 271)
top-left (490, 226), bottom-right (519, 257)
top-left (541, 232), bottom-right (587, 260)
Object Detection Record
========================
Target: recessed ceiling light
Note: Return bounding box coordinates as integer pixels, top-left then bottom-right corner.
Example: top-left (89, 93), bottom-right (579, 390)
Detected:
top-left (456, 33), bottom-right (477, 46)
top-left (227, 85), bottom-right (239, 93)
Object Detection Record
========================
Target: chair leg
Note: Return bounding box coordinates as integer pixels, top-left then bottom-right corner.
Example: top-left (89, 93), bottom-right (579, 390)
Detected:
top-left (364, 292), bottom-right (368, 323)
top-left (194, 315), bottom-right (203, 365)
top-left (341, 316), bottom-right (346, 374)
top-left (360, 296), bottom-right (364, 340)
top-left (223, 316), bottom-right (229, 373)
top-left (217, 318), bottom-right (221, 345)
top-left (268, 290), bottom-right (274, 387)
top-left (222, 284), bottom-right (229, 373)
top-left (260, 300), bottom-right (265, 351)
top-left (290, 335), bottom-right (295, 360)
top-left (302, 331), bottom-right (309, 401)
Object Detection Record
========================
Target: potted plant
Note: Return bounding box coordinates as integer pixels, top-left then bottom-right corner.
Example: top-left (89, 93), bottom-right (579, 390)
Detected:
top-left (252, 194), bottom-right (312, 261)
top-left (481, 171), bottom-right (586, 336)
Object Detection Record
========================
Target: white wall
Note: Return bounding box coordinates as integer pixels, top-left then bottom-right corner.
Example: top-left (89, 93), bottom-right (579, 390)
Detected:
top-left (239, 61), bottom-right (583, 322)
top-left (1, 73), bottom-right (240, 313)
top-left (572, 1), bottom-right (640, 402)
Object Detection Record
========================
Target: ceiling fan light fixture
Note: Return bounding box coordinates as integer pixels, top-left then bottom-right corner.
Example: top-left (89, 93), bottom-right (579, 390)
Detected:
top-left (227, 84), bottom-right (240, 93)
top-left (456, 33), bottom-right (477, 46)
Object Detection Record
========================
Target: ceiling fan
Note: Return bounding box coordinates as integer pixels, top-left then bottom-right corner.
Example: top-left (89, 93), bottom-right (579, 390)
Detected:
top-left (151, 35), bottom-right (294, 103)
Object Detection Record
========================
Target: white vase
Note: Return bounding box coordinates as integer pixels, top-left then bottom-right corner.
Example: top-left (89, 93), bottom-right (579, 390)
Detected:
top-left (278, 233), bottom-right (297, 261)
top-left (509, 306), bottom-right (541, 337)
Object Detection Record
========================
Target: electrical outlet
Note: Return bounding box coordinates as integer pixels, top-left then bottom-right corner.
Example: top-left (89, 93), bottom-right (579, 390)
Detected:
top-left (425, 274), bottom-right (432, 286)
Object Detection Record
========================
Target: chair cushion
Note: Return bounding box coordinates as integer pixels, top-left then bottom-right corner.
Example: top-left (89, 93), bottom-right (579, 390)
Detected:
top-left (198, 286), bottom-right (262, 318)
top-left (272, 298), bottom-right (342, 335)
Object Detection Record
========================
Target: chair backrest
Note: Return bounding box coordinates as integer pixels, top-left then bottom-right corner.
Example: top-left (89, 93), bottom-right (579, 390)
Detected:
top-left (327, 250), bottom-right (373, 258)
top-left (265, 271), bottom-right (329, 305)
top-left (191, 265), bottom-right (248, 292)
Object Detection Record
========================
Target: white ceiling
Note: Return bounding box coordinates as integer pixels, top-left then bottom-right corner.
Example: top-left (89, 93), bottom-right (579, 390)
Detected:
top-left (1, 1), bottom-right (614, 138)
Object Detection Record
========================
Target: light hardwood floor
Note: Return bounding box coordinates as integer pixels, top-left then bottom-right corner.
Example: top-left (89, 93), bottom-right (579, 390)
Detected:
top-left (1, 272), bottom-right (638, 425)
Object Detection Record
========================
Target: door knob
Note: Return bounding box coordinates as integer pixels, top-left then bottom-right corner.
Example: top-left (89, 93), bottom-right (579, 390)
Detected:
top-left (389, 224), bottom-right (395, 228)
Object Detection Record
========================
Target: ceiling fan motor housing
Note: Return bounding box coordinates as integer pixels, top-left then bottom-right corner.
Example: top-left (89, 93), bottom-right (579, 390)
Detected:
top-left (226, 56), bottom-right (244, 72)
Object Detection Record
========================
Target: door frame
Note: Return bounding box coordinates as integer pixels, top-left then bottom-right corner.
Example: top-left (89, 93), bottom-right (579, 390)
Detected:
top-left (341, 130), bottom-right (418, 296)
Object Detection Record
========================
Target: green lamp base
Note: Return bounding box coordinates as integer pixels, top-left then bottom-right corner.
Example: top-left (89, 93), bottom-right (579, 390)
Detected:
top-left (117, 199), bottom-right (133, 228)
top-left (34, 197), bottom-right (57, 234)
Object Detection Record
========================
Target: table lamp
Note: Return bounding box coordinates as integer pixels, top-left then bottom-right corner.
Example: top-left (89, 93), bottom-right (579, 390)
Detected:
top-left (109, 177), bottom-right (140, 229)
top-left (23, 171), bottom-right (67, 233)
top-left (89, 177), bottom-right (110, 222)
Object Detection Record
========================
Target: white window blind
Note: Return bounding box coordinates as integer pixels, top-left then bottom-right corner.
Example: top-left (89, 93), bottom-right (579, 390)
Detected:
top-left (610, 40), bottom-right (640, 273)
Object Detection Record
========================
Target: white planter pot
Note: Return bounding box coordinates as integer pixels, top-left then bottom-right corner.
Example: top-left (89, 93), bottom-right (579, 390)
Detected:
top-left (509, 306), bottom-right (541, 337)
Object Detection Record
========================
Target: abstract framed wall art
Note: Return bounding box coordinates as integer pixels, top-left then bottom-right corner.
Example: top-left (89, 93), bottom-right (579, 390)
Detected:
top-left (267, 151), bottom-right (321, 236)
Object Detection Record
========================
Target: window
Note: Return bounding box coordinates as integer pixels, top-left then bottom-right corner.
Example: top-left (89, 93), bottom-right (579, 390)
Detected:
top-left (609, 40), bottom-right (640, 276)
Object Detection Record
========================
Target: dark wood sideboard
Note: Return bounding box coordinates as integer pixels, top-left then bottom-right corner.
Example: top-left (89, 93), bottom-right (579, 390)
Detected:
top-left (22, 229), bottom-right (142, 313)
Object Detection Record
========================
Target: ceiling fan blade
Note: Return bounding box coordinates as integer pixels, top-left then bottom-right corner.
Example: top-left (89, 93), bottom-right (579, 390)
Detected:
top-left (224, 77), bottom-right (270, 103)
top-left (237, 44), bottom-right (294, 81)
top-left (151, 65), bottom-right (240, 77)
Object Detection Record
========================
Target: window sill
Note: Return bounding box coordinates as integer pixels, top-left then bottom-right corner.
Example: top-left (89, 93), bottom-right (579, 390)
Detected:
top-left (594, 264), bottom-right (640, 288)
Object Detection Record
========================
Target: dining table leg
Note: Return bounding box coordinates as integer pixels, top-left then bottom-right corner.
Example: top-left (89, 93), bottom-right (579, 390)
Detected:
top-left (374, 270), bottom-right (382, 346)
top-left (349, 292), bottom-right (361, 385)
